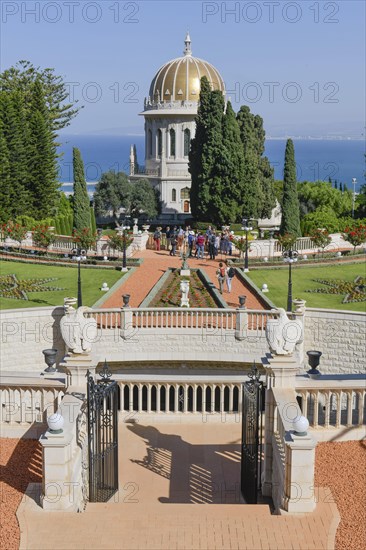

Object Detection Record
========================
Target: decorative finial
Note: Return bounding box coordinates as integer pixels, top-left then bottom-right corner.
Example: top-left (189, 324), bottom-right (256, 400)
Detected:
top-left (184, 31), bottom-right (192, 56)
top-left (100, 359), bottom-right (112, 381)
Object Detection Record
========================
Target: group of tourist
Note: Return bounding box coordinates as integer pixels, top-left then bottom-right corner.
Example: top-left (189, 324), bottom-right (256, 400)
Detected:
top-left (153, 225), bottom-right (235, 260)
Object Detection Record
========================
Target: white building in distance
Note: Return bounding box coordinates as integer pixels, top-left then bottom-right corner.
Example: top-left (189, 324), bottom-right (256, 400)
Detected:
top-left (130, 33), bottom-right (225, 223)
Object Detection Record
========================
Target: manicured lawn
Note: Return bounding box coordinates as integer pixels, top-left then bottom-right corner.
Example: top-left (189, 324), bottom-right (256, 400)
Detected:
top-left (0, 260), bottom-right (123, 309)
top-left (248, 262), bottom-right (366, 312)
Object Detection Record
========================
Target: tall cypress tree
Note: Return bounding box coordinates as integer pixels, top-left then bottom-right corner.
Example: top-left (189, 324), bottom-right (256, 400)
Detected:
top-left (213, 101), bottom-right (244, 224)
top-left (236, 105), bottom-right (262, 219)
top-left (189, 77), bottom-right (212, 220)
top-left (73, 147), bottom-right (91, 230)
top-left (189, 79), bottom-right (225, 221)
top-left (28, 79), bottom-right (59, 218)
top-left (253, 114), bottom-right (276, 218)
top-left (280, 139), bottom-right (301, 237)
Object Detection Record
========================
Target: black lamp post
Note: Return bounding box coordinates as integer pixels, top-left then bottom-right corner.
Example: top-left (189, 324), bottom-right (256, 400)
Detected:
top-left (72, 247), bottom-right (87, 307)
top-left (120, 221), bottom-right (130, 271)
top-left (283, 247), bottom-right (299, 312)
top-left (242, 218), bottom-right (253, 272)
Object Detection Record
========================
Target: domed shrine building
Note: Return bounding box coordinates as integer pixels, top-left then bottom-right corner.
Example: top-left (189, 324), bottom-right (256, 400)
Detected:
top-left (129, 33), bottom-right (225, 222)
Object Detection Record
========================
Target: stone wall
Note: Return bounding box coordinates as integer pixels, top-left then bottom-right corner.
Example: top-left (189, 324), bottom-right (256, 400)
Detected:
top-left (0, 307), bottom-right (65, 372)
top-left (304, 308), bottom-right (366, 374)
top-left (1, 306), bottom-right (365, 375)
top-left (90, 330), bottom-right (272, 366)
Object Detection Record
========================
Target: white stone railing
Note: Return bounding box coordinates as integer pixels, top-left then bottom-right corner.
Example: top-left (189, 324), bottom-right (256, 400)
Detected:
top-left (274, 236), bottom-right (315, 252)
top-left (166, 169), bottom-right (190, 177)
top-left (295, 376), bottom-right (366, 429)
top-left (0, 234), bottom-right (136, 259)
top-left (86, 307), bottom-right (278, 336)
top-left (116, 378), bottom-right (243, 414)
top-left (0, 377), bottom-right (66, 424)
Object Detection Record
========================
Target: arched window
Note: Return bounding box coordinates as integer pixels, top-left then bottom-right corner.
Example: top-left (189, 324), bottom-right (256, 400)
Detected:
top-left (169, 128), bottom-right (176, 157)
top-left (172, 188), bottom-right (177, 202)
top-left (184, 128), bottom-right (191, 156)
top-left (148, 129), bottom-right (152, 157)
top-left (157, 129), bottom-right (162, 157)
top-left (180, 187), bottom-right (190, 199)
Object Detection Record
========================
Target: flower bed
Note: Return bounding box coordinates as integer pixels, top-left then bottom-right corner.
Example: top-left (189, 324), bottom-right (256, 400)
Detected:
top-left (305, 276), bottom-right (365, 303)
top-left (0, 274), bottom-right (64, 300)
top-left (149, 269), bottom-right (218, 308)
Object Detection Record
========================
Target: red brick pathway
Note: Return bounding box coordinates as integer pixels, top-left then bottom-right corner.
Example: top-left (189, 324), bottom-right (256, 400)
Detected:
top-left (101, 249), bottom-right (266, 309)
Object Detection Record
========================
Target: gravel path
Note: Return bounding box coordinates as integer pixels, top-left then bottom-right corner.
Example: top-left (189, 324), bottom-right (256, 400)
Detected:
top-left (315, 439), bottom-right (366, 550)
top-left (0, 438), bottom-right (42, 550)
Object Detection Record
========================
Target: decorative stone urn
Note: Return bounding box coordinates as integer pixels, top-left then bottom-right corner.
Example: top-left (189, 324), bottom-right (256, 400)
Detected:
top-left (122, 294), bottom-right (131, 307)
top-left (133, 219), bottom-right (139, 235)
top-left (307, 350), bottom-right (322, 379)
top-left (180, 280), bottom-right (190, 307)
top-left (238, 295), bottom-right (247, 308)
top-left (42, 348), bottom-right (58, 373)
top-left (293, 299), bottom-right (306, 313)
top-left (142, 224), bottom-right (150, 233)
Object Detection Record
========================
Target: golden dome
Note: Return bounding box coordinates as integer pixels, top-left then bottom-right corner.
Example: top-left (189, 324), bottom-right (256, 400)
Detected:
top-left (148, 33), bottom-right (225, 103)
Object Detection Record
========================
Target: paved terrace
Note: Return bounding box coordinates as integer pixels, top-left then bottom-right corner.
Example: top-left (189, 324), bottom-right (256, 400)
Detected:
top-left (100, 249), bottom-right (266, 310)
top-left (18, 422), bottom-right (339, 550)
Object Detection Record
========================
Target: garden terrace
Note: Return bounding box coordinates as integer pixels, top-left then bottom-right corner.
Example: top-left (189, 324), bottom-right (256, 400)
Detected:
top-left (144, 268), bottom-right (225, 308)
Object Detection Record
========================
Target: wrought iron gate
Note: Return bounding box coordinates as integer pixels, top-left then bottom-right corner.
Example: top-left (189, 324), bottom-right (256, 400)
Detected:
top-left (87, 362), bottom-right (119, 502)
top-left (241, 364), bottom-right (263, 504)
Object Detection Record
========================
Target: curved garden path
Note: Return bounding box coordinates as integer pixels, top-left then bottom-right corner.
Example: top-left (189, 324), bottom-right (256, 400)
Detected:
top-left (100, 249), bottom-right (266, 309)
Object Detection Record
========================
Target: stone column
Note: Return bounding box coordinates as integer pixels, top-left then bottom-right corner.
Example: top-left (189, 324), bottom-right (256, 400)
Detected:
top-left (40, 394), bottom-right (85, 511)
top-left (284, 434), bottom-right (317, 513)
top-left (61, 352), bottom-right (96, 391)
top-left (235, 307), bottom-right (248, 340)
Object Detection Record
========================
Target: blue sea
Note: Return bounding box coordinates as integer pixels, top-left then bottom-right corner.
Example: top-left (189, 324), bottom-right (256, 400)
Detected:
top-left (58, 135), bottom-right (365, 194)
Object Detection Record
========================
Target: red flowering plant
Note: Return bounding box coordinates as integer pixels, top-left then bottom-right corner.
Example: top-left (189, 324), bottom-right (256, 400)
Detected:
top-left (72, 227), bottom-right (97, 251)
top-left (108, 231), bottom-right (134, 254)
top-left (277, 233), bottom-right (297, 252)
top-left (343, 225), bottom-right (366, 253)
top-left (234, 236), bottom-right (252, 258)
top-left (32, 224), bottom-right (56, 252)
top-left (309, 228), bottom-right (331, 256)
top-left (1, 221), bottom-right (28, 251)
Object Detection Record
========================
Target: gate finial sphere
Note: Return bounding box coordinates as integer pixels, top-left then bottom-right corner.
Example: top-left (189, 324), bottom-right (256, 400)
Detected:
top-left (47, 413), bottom-right (64, 433)
top-left (293, 415), bottom-right (309, 436)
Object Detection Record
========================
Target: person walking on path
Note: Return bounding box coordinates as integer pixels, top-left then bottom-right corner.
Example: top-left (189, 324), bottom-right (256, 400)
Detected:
top-left (188, 231), bottom-right (195, 257)
top-left (153, 227), bottom-right (162, 251)
top-left (170, 232), bottom-right (178, 256)
top-left (208, 231), bottom-right (216, 260)
top-left (196, 233), bottom-right (205, 259)
top-left (225, 260), bottom-right (235, 293)
top-left (216, 262), bottom-right (226, 294)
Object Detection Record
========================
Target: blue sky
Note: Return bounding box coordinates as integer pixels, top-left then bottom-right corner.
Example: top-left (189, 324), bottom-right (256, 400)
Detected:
top-left (1, 0), bottom-right (365, 137)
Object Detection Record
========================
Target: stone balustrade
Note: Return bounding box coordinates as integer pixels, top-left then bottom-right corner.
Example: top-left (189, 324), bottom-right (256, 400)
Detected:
top-left (0, 376), bottom-right (66, 425)
top-left (87, 307), bottom-right (277, 335)
top-left (115, 377), bottom-right (244, 415)
top-left (295, 375), bottom-right (366, 431)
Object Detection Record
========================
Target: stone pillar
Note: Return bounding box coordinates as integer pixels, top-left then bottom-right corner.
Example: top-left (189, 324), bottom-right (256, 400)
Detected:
top-left (121, 299), bottom-right (133, 340)
top-left (284, 434), bottom-right (317, 513)
top-left (61, 352), bottom-right (96, 391)
top-left (265, 354), bottom-right (299, 389)
top-left (235, 307), bottom-right (248, 340)
top-left (40, 394), bottom-right (85, 511)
